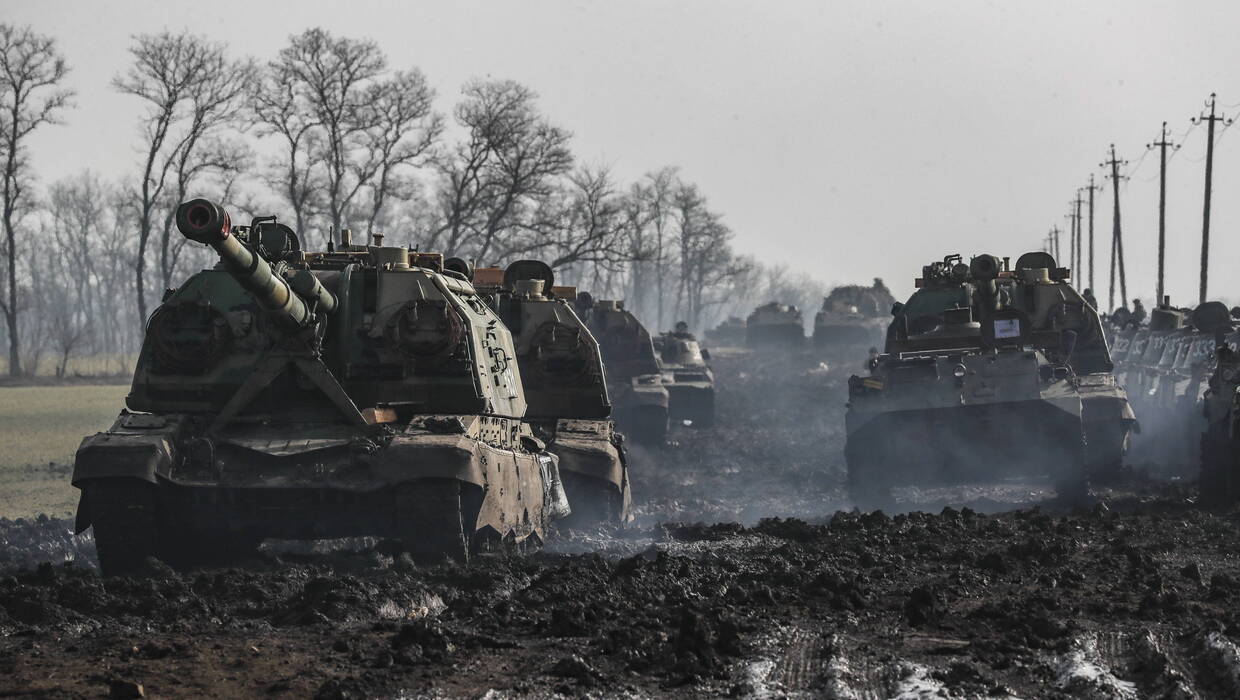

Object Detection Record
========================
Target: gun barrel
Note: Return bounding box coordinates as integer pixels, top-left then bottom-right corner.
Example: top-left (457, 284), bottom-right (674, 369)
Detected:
top-left (175, 198), bottom-right (317, 328)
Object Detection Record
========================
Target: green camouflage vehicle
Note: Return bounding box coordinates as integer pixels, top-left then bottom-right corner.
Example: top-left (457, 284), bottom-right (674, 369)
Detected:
top-left (845, 252), bottom-right (1134, 505)
top-left (585, 299), bottom-right (671, 445)
top-left (470, 260), bottom-right (632, 525)
top-left (73, 199), bottom-right (567, 575)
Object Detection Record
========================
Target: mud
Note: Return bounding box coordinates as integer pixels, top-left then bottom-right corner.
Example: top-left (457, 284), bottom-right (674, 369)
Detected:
top-left (2, 349), bottom-right (1240, 698)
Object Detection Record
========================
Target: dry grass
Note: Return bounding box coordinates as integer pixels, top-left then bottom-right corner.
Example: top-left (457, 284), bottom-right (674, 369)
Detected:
top-left (0, 384), bottom-right (129, 519)
top-left (0, 353), bottom-right (137, 378)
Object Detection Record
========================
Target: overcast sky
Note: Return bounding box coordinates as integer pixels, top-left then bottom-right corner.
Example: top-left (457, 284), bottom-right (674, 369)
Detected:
top-left (7, 0), bottom-right (1240, 304)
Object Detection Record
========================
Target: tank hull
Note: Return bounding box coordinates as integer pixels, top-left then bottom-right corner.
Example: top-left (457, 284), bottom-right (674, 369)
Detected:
top-left (664, 376), bottom-right (715, 428)
top-left (746, 323), bottom-right (805, 347)
top-left (74, 413), bottom-right (564, 574)
top-left (545, 418), bottom-right (632, 526)
top-left (812, 322), bottom-right (884, 348)
top-left (611, 377), bottom-right (670, 445)
top-left (845, 350), bottom-right (1089, 504)
top-left (846, 397), bottom-right (1086, 503)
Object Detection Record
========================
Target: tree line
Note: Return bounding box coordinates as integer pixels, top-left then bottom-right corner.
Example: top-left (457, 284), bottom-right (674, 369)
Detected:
top-left (0, 24), bottom-right (828, 377)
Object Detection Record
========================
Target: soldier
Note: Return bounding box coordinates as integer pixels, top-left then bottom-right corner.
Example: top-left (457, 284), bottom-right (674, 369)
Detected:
top-left (1130, 299), bottom-right (1146, 328)
top-left (1082, 288), bottom-right (1098, 310)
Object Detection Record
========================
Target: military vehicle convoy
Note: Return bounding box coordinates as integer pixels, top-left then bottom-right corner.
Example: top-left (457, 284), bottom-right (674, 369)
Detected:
top-left (72, 199), bottom-right (568, 575)
top-left (653, 323), bottom-right (716, 428)
top-left (1194, 303), bottom-right (1240, 506)
top-left (470, 260), bottom-right (632, 525)
top-left (845, 252), bottom-right (1134, 505)
top-left (584, 299), bottom-right (671, 445)
top-left (1106, 300), bottom-right (1216, 475)
top-left (747, 302), bottom-right (805, 347)
top-left (813, 279), bottom-right (896, 349)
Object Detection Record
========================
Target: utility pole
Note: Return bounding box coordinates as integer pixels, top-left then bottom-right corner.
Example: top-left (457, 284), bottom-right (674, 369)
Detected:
top-left (1102, 145), bottom-right (1128, 312)
top-left (1085, 174), bottom-right (1101, 293)
top-left (1050, 225), bottom-right (1061, 262)
top-left (1147, 121), bottom-right (1179, 305)
top-left (1072, 190), bottom-right (1084, 280)
top-left (1064, 212), bottom-right (1075, 272)
top-left (1191, 93), bottom-right (1232, 303)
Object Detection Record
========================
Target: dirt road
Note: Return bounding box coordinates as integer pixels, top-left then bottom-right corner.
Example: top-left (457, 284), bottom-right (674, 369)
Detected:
top-left (2, 349), bottom-right (1239, 698)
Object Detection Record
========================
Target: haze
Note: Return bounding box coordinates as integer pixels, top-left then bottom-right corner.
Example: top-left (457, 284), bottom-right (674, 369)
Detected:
top-left (6, 0), bottom-right (1240, 304)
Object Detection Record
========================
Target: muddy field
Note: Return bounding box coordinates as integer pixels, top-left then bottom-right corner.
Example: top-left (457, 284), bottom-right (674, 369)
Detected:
top-left (2, 349), bottom-right (1240, 698)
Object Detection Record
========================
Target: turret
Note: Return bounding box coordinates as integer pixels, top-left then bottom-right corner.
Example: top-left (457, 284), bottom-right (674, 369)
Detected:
top-left (175, 198), bottom-right (335, 330)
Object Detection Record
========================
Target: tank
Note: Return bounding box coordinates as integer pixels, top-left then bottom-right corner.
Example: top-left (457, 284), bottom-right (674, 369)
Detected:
top-left (706, 316), bottom-right (747, 347)
top-left (583, 298), bottom-right (670, 445)
top-left (746, 302), bottom-right (805, 347)
top-left (653, 322), bottom-right (716, 428)
top-left (813, 279), bottom-right (896, 349)
top-left (845, 252), bottom-right (1135, 505)
top-left (72, 199), bottom-right (568, 575)
top-left (472, 260), bottom-right (632, 525)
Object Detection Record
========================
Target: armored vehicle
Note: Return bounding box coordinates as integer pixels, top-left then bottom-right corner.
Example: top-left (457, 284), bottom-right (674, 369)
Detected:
top-left (747, 302), bottom-right (805, 347)
top-left (845, 252), bottom-right (1134, 505)
top-left (1196, 303), bottom-right (1240, 506)
top-left (654, 322), bottom-right (716, 428)
top-left (73, 199), bottom-right (567, 575)
top-left (706, 316), bottom-right (747, 347)
top-left (813, 279), bottom-right (896, 349)
top-left (585, 299), bottom-right (670, 445)
top-left (1107, 299), bottom-right (1213, 476)
top-left (472, 260), bottom-right (632, 525)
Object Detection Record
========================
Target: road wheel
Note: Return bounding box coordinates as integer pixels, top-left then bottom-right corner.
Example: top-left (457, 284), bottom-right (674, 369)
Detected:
top-left (396, 480), bottom-right (469, 564)
top-left (559, 474), bottom-right (623, 528)
top-left (627, 407), bottom-right (668, 445)
top-left (86, 479), bottom-right (160, 577)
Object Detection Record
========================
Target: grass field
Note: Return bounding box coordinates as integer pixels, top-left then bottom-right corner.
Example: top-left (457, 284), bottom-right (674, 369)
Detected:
top-left (0, 353), bottom-right (136, 378)
top-left (0, 384), bottom-right (129, 519)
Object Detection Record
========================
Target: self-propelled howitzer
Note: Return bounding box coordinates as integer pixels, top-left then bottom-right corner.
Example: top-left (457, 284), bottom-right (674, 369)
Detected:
top-left (472, 260), bottom-right (632, 525)
top-left (73, 199), bottom-right (567, 575)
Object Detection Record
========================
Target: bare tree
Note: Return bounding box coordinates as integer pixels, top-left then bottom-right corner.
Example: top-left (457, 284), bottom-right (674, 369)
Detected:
top-left (621, 167), bottom-right (677, 327)
top-left (114, 31), bottom-right (254, 326)
top-left (430, 79), bottom-right (573, 261)
top-left (514, 165), bottom-right (631, 270)
top-left (359, 69), bottom-right (442, 236)
top-left (0, 23), bottom-right (72, 375)
top-left (257, 29), bottom-right (441, 246)
top-left (251, 58), bottom-right (324, 237)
